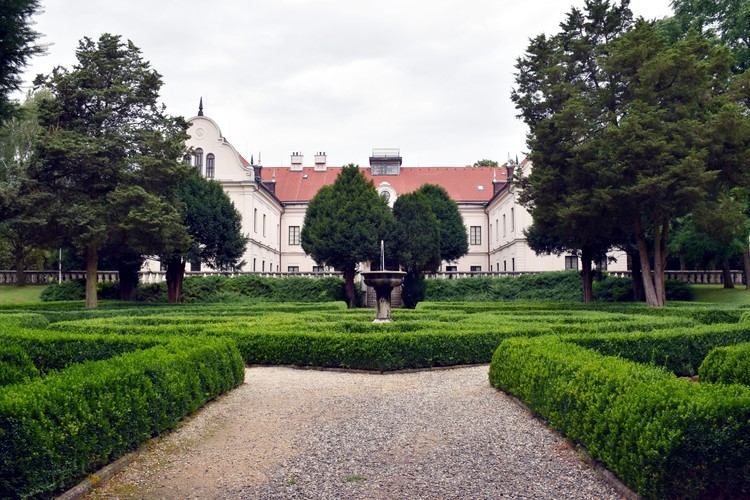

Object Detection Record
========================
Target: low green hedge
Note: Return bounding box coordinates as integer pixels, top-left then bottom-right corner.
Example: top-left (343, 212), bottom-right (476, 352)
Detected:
top-left (0, 313), bottom-right (49, 329)
top-left (0, 333), bottom-right (244, 498)
top-left (700, 342), bottom-right (750, 385)
top-left (0, 346), bottom-right (39, 386)
top-left (569, 323), bottom-right (750, 376)
top-left (489, 328), bottom-right (750, 498)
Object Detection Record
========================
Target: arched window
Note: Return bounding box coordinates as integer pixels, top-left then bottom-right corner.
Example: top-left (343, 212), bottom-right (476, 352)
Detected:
top-left (194, 148), bottom-right (203, 175)
top-left (183, 154), bottom-right (192, 165)
top-left (206, 153), bottom-right (215, 178)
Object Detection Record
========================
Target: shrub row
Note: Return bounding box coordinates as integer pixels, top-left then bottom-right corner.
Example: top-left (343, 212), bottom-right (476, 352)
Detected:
top-left (424, 272), bottom-right (695, 302)
top-left (700, 342), bottom-right (750, 385)
top-left (489, 327), bottom-right (750, 498)
top-left (0, 333), bottom-right (244, 498)
top-left (0, 346), bottom-right (39, 386)
top-left (568, 323), bottom-right (750, 376)
top-left (0, 327), bottom-right (163, 374)
top-left (40, 275), bottom-right (349, 303)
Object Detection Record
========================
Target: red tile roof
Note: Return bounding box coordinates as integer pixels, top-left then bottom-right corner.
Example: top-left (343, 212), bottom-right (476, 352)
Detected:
top-left (262, 166), bottom-right (511, 203)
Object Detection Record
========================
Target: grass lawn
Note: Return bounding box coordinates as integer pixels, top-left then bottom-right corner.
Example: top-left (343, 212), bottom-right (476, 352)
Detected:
top-left (692, 284), bottom-right (750, 305)
top-left (0, 285), bottom-right (47, 305)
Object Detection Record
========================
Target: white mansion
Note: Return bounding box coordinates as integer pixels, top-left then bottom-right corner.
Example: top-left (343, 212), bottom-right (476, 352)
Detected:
top-left (180, 109), bottom-right (627, 275)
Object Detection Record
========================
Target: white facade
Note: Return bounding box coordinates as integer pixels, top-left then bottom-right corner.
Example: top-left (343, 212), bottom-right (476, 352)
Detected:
top-left (177, 112), bottom-right (627, 275)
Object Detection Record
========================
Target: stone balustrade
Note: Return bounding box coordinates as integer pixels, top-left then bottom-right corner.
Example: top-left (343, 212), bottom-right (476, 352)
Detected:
top-left (0, 269), bottom-right (745, 286)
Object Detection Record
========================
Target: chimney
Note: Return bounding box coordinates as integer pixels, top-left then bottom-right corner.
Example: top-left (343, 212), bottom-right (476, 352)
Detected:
top-left (314, 151), bottom-right (327, 171)
top-left (493, 166), bottom-right (509, 194)
top-left (291, 152), bottom-right (303, 171)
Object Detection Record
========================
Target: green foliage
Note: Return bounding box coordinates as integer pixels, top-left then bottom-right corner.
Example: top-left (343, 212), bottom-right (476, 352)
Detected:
top-left (425, 271), bottom-right (583, 302)
top-left (700, 342), bottom-right (750, 385)
top-left (0, 312), bottom-right (48, 328)
top-left (175, 171), bottom-right (247, 270)
top-left (415, 184), bottom-right (468, 263)
top-left (489, 327), bottom-right (750, 498)
top-left (671, 0), bottom-right (750, 72)
top-left (0, 0), bottom-right (44, 120)
top-left (301, 165), bottom-right (393, 308)
top-left (400, 271), bottom-right (426, 309)
top-left (0, 345), bottom-right (38, 385)
top-left (0, 331), bottom-right (243, 497)
top-left (40, 279), bottom-right (85, 301)
top-left (472, 159), bottom-right (498, 167)
top-left (593, 276), bottom-right (695, 302)
top-left (40, 275), bottom-right (348, 304)
top-left (31, 33), bottom-right (191, 308)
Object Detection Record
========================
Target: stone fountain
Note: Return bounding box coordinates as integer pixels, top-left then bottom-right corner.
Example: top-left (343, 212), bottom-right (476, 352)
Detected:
top-left (361, 241), bottom-right (405, 323)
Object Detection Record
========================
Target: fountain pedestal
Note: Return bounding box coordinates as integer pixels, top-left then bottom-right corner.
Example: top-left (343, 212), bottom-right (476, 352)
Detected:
top-left (361, 271), bottom-right (406, 323)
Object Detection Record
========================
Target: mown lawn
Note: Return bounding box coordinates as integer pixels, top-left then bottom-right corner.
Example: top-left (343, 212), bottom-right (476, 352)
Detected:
top-left (692, 284), bottom-right (750, 305)
top-left (0, 285), bottom-right (47, 305)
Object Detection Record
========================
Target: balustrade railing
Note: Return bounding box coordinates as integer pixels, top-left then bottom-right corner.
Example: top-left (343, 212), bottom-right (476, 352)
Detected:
top-left (0, 269), bottom-right (745, 285)
top-left (0, 270), bottom-right (342, 285)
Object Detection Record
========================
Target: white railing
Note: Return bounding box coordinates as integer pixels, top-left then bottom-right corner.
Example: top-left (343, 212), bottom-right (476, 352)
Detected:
top-left (0, 270), bottom-right (342, 285)
top-left (0, 269), bottom-right (744, 286)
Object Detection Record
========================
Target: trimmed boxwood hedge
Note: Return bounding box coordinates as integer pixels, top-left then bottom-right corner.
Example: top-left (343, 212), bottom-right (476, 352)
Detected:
top-left (0, 331), bottom-right (244, 498)
top-left (700, 342), bottom-right (750, 385)
top-left (489, 326), bottom-right (750, 499)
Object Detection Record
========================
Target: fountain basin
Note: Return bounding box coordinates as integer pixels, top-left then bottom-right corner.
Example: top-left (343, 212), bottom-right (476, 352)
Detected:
top-left (361, 271), bottom-right (406, 323)
top-left (362, 270), bottom-right (406, 288)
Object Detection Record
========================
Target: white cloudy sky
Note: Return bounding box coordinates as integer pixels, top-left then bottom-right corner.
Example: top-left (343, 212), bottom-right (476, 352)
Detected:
top-left (18, 0), bottom-right (673, 167)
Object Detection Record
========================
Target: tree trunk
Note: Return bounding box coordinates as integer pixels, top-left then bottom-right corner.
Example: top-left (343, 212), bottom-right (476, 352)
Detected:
top-left (117, 259), bottom-right (141, 301)
top-left (343, 265), bottom-right (356, 309)
top-left (635, 219), bottom-right (661, 307)
top-left (629, 248), bottom-right (644, 302)
top-left (166, 256), bottom-right (185, 303)
top-left (581, 246), bottom-right (593, 303)
top-left (722, 259), bottom-right (735, 289)
top-left (85, 243), bottom-right (99, 309)
top-left (14, 244), bottom-right (26, 287)
top-left (652, 219), bottom-right (669, 306)
top-left (743, 247), bottom-right (750, 291)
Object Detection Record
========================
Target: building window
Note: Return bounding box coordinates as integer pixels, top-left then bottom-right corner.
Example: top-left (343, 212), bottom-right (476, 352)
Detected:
top-left (512, 258), bottom-right (515, 271)
top-left (194, 148), bottom-right (203, 174)
top-left (263, 214), bottom-right (266, 237)
top-left (253, 258), bottom-right (256, 272)
top-left (503, 260), bottom-right (507, 272)
top-left (289, 226), bottom-right (300, 245)
top-left (503, 214), bottom-right (506, 237)
top-left (565, 256), bottom-right (578, 270)
top-left (446, 265), bottom-right (457, 272)
top-left (183, 154), bottom-right (192, 165)
top-left (510, 208), bottom-right (515, 233)
top-left (288, 266), bottom-right (299, 273)
top-left (206, 153), bottom-right (215, 178)
top-left (470, 265), bottom-right (482, 272)
top-left (312, 265), bottom-right (325, 273)
top-left (596, 258), bottom-right (608, 271)
top-left (254, 209), bottom-right (258, 233)
top-left (190, 261), bottom-right (201, 272)
top-left (262, 261), bottom-right (265, 272)
top-left (470, 226), bottom-right (481, 245)
top-left (495, 219), bottom-right (498, 240)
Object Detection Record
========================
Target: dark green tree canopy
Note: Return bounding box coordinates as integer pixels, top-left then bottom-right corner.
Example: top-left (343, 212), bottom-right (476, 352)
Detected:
top-left (671, 0), bottom-right (750, 72)
top-left (301, 164), bottom-right (393, 307)
top-left (472, 159), bottom-right (498, 167)
top-left (392, 191), bottom-right (441, 274)
top-left (415, 183), bottom-right (468, 263)
top-left (0, 0), bottom-right (45, 120)
top-left (30, 33), bottom-right (190, 307)
top-left (176, 171), bottom-right (247, 270)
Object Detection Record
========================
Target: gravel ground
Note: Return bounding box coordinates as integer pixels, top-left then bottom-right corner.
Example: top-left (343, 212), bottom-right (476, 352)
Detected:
top-left (88, 365), bottom-right (627, 499)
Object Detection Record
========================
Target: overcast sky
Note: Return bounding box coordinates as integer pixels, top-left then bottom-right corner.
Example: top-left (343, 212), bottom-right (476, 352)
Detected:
top-left (18, 0), bottom-right (673, 168)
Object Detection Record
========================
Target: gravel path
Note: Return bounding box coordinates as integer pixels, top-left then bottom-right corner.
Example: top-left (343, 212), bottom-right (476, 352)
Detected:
top-left (88, 365), bottom-right (626, 499)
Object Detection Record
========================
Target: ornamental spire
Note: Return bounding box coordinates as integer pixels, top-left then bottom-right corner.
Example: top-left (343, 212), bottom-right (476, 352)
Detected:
top-left (198, 97), bottom-right (204, 116)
